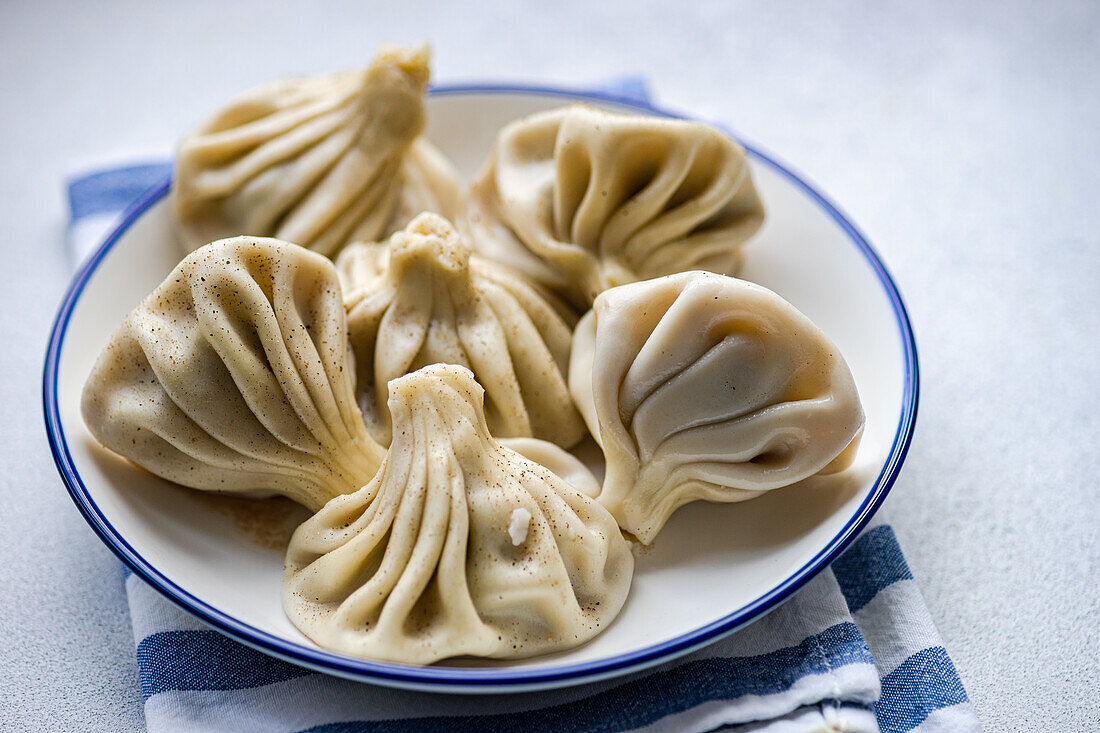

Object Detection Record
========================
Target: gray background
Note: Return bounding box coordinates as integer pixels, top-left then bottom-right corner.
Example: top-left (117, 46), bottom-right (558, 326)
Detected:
top-left (1, 1), bottom-right (1096, 730)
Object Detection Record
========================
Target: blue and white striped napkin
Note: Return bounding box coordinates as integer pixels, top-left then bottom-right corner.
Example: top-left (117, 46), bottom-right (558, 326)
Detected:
top-left (65, 80), bottom-right (978, 733)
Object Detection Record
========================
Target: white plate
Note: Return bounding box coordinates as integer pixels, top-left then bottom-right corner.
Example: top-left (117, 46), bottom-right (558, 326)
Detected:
top-left (44, 85), bottom-right (918, 693)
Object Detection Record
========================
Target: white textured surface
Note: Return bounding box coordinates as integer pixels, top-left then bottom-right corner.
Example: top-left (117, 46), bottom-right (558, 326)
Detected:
top-left (0, 1), bottom-right (1096, 731)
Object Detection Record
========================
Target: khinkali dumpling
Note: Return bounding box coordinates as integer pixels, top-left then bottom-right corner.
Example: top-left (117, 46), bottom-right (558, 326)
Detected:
top-left (569, 271), bottom-right (863, 543)
top-left (172, 45), bottom-right (459, 258)
top-left (283, 364), bottom-right (633, 664)
top-left (465, 104), bottom-right (766, 307)
top-left (81, 237), bottom-right (385, 512)
top-left (345, 212), bottom-right (585, 448)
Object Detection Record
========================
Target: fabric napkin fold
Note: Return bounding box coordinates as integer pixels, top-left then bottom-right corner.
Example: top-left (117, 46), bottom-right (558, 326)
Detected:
top-left (65, 78), bottom-right (978, 733)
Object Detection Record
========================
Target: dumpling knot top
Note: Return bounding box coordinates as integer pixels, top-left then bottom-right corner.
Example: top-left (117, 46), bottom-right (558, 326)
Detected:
top-left (465, 104), bottom-right (766, 307)
top-left (333, 240), bottom-right (389, 293)
top-left (81, 237), bottom-right (385, 512)
top-left (283, 364), bottom-right (634, 664)
top-left (345, 212), bottom-right (586, 449)
top-left (172, 45), bottom-right (459, 258)
top-left (569, 271), bottom-right (864, 544)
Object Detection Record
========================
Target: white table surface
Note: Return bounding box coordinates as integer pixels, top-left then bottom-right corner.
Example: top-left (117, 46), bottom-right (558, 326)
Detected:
top-left (2, 2), bottom-right (1097, 730)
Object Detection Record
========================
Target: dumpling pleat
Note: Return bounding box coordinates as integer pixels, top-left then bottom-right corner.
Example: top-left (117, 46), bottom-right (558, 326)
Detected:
top-left (218, 116), bottom-right (359, 234)
top-left (455, 294), bottom-right (532, 440)
top-left (186, 97), bottom-right (357, 191)
top-left (306, 159), bottom-right (402, 256)
top-left (594, 138), bottom-right (695, 260)
top-left (277, 139), bottom-right (400, 248)
top-left (336, 440), bottom-right (427, 629)
top-left (186, 74), bottom-right (363, 164)
top-left (135, 311), bottom-right (319, 465)
top-left (373, 435), bottom-right (458, 636)
top-left (480, 287), bottom-right (574, 442)
top-left (195, 271), bottom-right (327, 455)
top-left (624, 141), bottom-right (735, 252)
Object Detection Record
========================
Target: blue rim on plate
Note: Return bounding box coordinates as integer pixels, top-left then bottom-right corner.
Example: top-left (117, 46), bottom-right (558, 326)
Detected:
top-left (42, 83), bottom-right (919, 692)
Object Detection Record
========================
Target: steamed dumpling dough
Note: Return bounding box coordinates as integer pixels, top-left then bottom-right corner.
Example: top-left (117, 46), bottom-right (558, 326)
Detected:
top-left (387, 137), bottom-right (463, 235)
top-left (283, 364), bottom-right (633, 664)
top-left (465, 104), bottom-right (766, 307)
top-left (570, 271), bottom-right (864, 543)
top-left (81, 237), bottom-right (385, 512)
top-left (498, 437), bottom-right (601, 498)
top-left (333, 240), bottom-right (388, 294)
top-left (345, 212), bottom-right (586, 448)
top-left (172, 45), bottom-right (459, 258)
